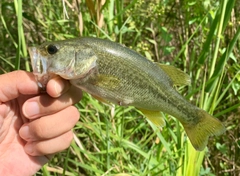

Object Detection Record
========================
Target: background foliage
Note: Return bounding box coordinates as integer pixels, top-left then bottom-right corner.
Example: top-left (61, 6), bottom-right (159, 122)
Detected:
top-left (0, 0), bottom-right (239, 175)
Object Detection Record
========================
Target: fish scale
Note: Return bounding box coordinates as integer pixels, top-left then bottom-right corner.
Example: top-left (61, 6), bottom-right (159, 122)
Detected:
top-left (93, 46), bottom-right (172, 106)
top-left (96, 53), bottom-right (181, 114)
top-left (28, 37), bottom-right (225, 151)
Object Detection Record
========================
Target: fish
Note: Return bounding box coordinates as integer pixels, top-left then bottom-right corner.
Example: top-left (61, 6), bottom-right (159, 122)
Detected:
top-left (28, 37), bottom-right (225, 151)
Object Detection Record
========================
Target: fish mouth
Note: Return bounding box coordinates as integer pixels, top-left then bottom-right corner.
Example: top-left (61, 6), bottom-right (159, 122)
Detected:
top-left (28, 47), bottom-right (50, 90)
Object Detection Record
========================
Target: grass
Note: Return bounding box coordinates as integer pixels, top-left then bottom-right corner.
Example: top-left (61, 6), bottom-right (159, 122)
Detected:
top-left (0, 0), bottom-right (239, 175)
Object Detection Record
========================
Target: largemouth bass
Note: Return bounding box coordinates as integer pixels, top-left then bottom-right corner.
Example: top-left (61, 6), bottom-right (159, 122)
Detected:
top-left (28, 37), bottom-right (225, 151)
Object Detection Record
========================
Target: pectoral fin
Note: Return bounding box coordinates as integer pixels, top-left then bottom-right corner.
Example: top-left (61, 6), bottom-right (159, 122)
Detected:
top-left (139, 109), bottom-right (166, 127)
top-left (156, 63), bottom-right (191, 86)
top-left (95, 74), bottom-right (121, 89)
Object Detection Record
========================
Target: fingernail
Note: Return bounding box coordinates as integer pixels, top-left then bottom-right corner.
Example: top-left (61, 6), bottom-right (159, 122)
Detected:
top-left (23, 101), bottom-right (40, 117)
top-left (19, 125), bottom-right (30, 140)
top-left (24, 143), bottom-right (33, 154)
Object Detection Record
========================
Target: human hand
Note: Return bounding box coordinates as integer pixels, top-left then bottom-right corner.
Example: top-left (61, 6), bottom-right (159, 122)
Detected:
top-left (0, 71), bottom-right (82, 176)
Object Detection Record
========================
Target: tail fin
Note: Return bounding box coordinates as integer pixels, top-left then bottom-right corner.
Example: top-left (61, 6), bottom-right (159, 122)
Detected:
top-left (182, 110), bottom-right (225, 151)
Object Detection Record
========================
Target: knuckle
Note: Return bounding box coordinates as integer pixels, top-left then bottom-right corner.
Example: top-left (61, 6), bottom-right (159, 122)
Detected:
top-left (32, 121), bottom-right (47, 139)
top-left (69, 106), bottom-right (80, 121)
top-left (31, 131), bottom-right (74, 156)
top-left (62, 131), bottom-right (74, 147)
top-left (34, 143), bottom-right (45, 155)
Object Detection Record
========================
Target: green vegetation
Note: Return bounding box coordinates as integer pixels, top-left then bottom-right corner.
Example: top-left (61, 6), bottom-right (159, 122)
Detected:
top-left (0, 0), bottom-right (239, 175)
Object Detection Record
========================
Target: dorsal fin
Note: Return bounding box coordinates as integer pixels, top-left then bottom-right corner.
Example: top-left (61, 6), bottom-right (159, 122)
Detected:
top-left (156, 63), bottom-right (191, 86)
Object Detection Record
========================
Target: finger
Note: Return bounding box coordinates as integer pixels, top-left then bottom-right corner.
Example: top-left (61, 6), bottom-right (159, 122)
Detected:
top-left (0, 71), bottom-right (39, 103)
top-left (24, 131), bottom-right (73, 156)
top-left (46, 76), bottom-right (71, 98)
top-left (19, 106), bottom-right (79, 141)
top-left (22, 85), bottom-right (82, 119)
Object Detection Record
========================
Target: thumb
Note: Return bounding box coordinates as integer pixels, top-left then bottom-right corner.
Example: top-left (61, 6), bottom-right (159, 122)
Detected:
top-left (0, 71), bottom-right (39, 103)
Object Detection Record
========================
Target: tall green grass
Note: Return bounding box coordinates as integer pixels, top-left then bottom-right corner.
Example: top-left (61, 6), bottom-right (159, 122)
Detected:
top-left (0, 0), bottom-right (239, 175)
top-left (179, 0), bottom-right (239, 175)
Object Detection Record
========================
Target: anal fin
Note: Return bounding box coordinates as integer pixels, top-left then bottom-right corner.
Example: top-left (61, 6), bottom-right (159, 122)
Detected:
top-left (139, 109), bottom-right (166, 127)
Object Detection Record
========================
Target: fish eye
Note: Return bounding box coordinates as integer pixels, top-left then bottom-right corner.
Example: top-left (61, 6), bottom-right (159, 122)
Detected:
top-left (46, 44), bottom-right (58, 54)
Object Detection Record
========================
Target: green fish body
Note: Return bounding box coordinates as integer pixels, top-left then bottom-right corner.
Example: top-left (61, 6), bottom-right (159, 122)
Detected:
top-left (28, 37), bottom-right (225, 151)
